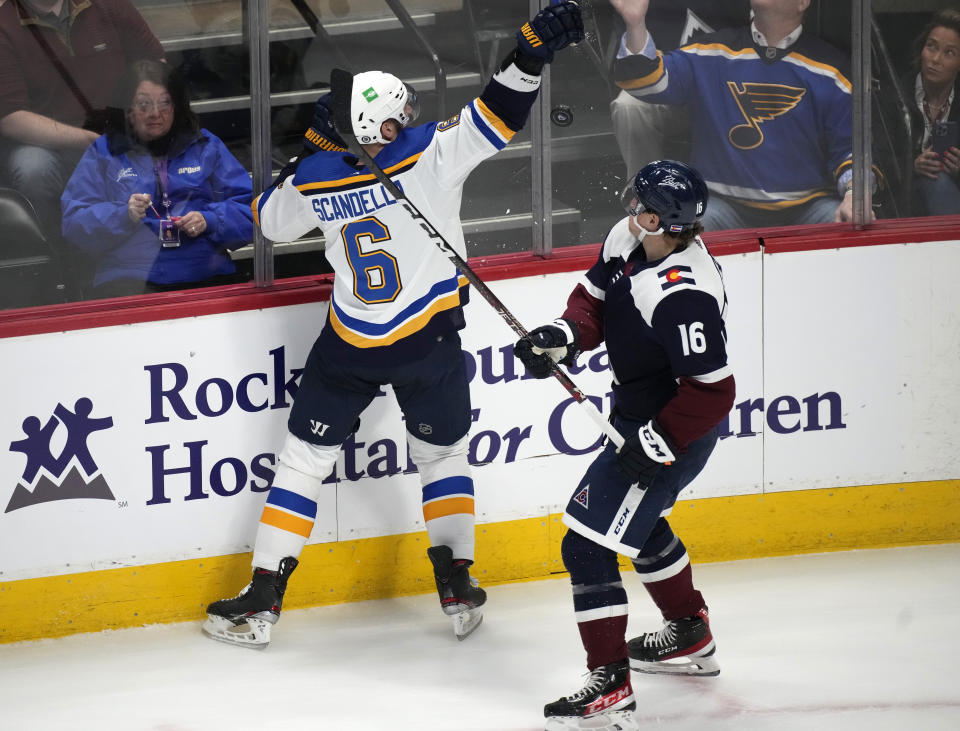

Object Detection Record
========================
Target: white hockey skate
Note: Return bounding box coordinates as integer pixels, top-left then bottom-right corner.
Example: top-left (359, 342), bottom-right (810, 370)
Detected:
top-left (427, 545), bottom-right (486, 640)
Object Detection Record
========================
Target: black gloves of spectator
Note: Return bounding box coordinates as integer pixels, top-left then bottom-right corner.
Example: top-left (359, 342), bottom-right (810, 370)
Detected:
top-left (303, 93), bottom-right (347, 153)
top-left (516, 1), bottom-right (584, 64)
top-left (616, 420), bottom-right (676, 489)
top-left (514, 318), bottom-right (580, 379)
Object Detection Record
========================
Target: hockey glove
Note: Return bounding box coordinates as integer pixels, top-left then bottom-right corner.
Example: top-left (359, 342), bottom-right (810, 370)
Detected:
top-left (616, 420), bottom-right (676, 489)
top-left (514, 318), bottom-right (580, 379)
top-left (516, 1), bottom-right (584, 64)
top-left (303, 93), bottom-right (347, 153)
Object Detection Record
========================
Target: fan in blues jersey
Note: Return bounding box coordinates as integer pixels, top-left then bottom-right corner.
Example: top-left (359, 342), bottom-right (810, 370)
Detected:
top-left (201, 2), bottom-right (584, 650)
top-left (515, 160), bottom-right (736, 731)
top-left (611, 0), bottom-right (879, 230)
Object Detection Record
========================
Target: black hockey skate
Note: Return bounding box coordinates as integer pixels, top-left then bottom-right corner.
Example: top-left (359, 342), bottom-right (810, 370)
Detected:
top-left (201, 556), bottom-right (298, 649)
top-left (627, 607), bottom-right (720, 676)
top-left (427, 545), bottom-right (486, 640)
top-left (544, 660), bottom-right (638, 731)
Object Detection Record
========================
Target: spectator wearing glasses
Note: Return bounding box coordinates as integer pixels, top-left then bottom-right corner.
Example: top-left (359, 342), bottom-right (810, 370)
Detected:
top-left (0, 0), bottom-right (164, 247)
top-left (61, 60), bottom-right (253, 297)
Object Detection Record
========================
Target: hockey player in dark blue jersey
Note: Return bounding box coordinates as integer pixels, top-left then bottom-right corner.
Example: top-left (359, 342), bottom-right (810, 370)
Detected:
top-left (202, 3), bottom-right (584, 649)
top-left (611, 0), bottom-right (876, 230)
top-left (515, 160), bottom-right (735, 731)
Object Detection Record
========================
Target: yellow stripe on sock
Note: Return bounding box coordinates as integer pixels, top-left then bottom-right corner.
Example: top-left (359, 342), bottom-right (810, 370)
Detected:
top-left (423, 497), bottom-right (475, 522)
top-left (261, 506), bottom-right (314, 538)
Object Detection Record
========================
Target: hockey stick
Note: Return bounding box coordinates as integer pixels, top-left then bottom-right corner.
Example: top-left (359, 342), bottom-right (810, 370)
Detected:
top-left (328, 67), bottom-right (623, 449)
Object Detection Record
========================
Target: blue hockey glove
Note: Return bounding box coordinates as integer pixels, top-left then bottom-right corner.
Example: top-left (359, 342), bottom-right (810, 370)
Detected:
top-left (303, 93), bottom-right (347, 153)
top-left (616, 420), bottom-right (676, 488)
top-left (514, 318), bottom-right (580, 379)
top-left (516, 1), bottom-right (584, 64)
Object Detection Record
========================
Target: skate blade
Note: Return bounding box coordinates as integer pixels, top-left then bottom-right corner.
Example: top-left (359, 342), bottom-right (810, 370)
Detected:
top-left (629, 651), bottom-right (720, 676)
top-left (544, 710), bottom-right (639, 731)
top-left (201, 615), bottom-right (272, 649)
top-left (451, 606), bottom-right (483, 641)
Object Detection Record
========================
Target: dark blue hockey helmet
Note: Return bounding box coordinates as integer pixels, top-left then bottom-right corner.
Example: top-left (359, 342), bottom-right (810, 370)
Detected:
top-left (623, 160), bottom-right (709, 234)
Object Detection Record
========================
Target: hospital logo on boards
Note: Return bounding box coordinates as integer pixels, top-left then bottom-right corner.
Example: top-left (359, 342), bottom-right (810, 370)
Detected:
top-left (5, 397), bottom-right (115, 513)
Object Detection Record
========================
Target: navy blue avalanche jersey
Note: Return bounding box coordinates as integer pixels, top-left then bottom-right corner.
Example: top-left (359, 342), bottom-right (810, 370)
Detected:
top-left (565, 217), bottom-right (733, 438)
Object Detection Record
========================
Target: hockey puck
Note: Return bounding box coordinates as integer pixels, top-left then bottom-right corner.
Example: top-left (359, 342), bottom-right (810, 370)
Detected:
top-left (550, 105), bottom-right (573, 127)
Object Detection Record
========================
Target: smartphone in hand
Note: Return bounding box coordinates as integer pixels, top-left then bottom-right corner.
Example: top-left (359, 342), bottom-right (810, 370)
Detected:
top-left (932, 120), bottom-right (959, 156)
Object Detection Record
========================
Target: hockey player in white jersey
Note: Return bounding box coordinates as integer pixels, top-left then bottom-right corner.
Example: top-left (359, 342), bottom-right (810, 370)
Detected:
top-left (202, 2), bottom-right (584, 648)
top-left (514, 160), bottom-right (736, 730)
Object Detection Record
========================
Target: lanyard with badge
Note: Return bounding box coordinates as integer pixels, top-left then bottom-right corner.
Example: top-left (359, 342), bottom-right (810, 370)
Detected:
top-left (154, 157), bottom-right (180, 247)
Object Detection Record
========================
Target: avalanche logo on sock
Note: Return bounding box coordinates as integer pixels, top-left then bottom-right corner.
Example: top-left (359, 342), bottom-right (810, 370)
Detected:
top-left (5, 397), bottom-right (115, 513)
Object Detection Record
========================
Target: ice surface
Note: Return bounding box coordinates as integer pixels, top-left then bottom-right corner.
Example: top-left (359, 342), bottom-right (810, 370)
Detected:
top-left (2, 544), bottom-right (958, 730)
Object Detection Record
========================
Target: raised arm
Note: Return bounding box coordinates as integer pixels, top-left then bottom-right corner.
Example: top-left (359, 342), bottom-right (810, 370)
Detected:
top-left (610, 0), bottom-right (651, 54)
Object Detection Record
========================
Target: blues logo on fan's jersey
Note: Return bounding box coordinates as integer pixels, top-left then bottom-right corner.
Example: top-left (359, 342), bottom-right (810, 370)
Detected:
top-left (658, 265), bottom-right (696, 290)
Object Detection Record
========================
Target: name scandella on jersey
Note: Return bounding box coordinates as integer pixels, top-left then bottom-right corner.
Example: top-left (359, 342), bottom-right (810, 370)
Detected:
top-left (253, 65), bottom-right (541, 365)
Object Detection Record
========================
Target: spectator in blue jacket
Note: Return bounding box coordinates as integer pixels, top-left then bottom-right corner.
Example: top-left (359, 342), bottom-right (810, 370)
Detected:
top-left (61, 60), bottom-right (253, 298)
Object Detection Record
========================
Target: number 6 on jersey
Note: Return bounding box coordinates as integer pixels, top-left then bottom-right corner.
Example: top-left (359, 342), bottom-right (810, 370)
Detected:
top-left (343, 216), bottom-right (401, 303)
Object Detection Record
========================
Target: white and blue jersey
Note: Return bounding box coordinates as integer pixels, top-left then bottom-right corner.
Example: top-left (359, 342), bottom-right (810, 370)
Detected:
top-left (254, 64), bottom-right (541, 365)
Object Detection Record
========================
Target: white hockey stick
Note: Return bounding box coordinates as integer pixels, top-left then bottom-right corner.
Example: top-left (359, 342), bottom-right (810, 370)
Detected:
top-left (329, 67), bottom-right (623, 448)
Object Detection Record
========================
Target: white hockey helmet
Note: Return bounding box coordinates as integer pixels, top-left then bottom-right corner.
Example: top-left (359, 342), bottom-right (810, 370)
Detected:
top-left (351, 70), bottom-right (419, 145)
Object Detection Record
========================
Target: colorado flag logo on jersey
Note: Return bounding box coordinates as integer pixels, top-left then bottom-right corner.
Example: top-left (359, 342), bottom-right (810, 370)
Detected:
top-left (658, 265), bottom-right (696, 291)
